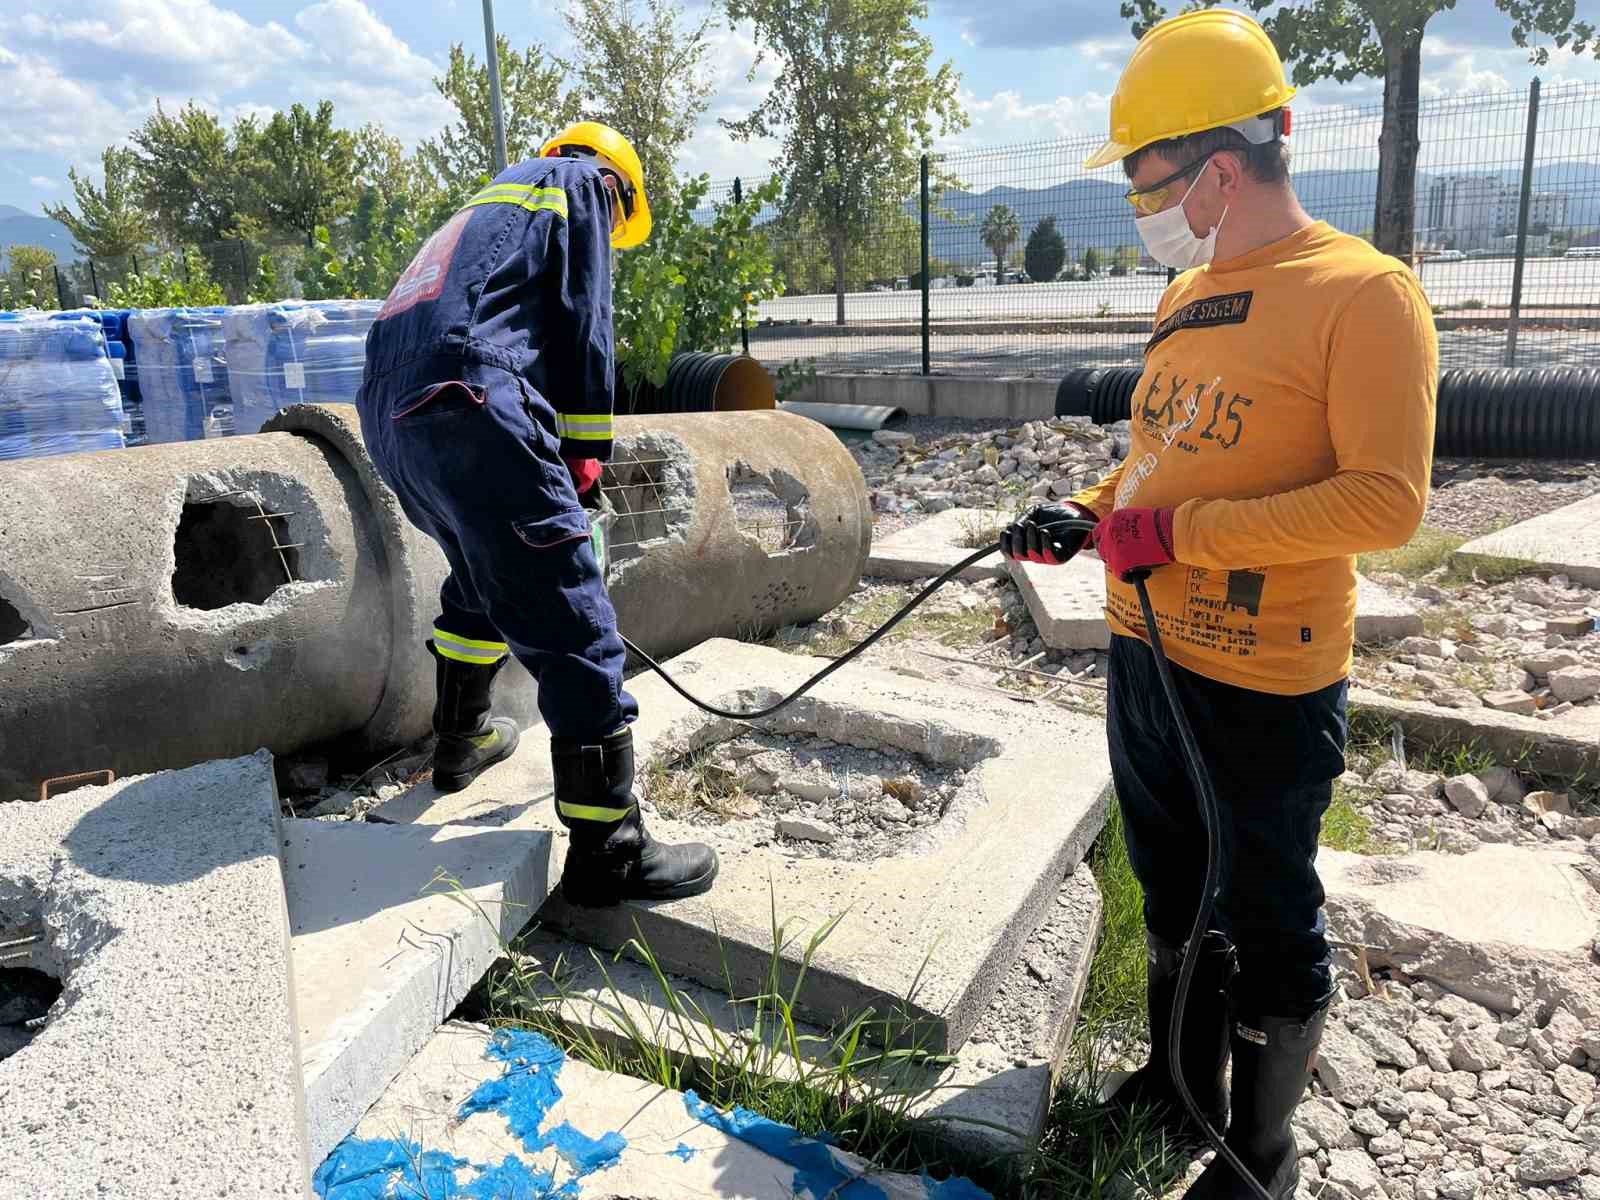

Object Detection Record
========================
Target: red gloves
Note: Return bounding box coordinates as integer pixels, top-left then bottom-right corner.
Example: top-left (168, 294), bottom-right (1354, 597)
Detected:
top-left (999, 502), bottom-right (1097, 565)
top-left (564, 457), bottom-right (602, 497)
top-left (1091, 507), bottom-right (1176, 581)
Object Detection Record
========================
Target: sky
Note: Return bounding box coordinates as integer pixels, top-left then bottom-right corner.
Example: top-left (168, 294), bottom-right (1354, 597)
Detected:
top-left (2, 0), bottom-right (1600, 215)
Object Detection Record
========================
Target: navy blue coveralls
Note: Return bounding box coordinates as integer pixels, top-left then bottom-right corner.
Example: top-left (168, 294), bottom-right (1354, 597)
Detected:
top-left (356, 157), bottom-right (637, 743)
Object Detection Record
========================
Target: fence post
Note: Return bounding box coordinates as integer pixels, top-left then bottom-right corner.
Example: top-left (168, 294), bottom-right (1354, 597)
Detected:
top-left (131, 253), bottom-right (139, 278)
top-left (1505, 76), bottom-right (1541, 368)
top-left (733, 177), bottom-right (749, 357)
top-left (920, 153), bottom-right (931, 376)
top-left (53, 265), bottom-right (68, 309)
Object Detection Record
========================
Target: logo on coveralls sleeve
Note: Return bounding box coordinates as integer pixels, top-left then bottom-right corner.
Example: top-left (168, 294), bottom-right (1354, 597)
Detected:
top-left (379, 209), bottom-right (473, 320)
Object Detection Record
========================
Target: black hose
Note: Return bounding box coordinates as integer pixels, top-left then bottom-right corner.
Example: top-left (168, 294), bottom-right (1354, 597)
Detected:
top-left (619, 520), bottom-right (1271, 1200)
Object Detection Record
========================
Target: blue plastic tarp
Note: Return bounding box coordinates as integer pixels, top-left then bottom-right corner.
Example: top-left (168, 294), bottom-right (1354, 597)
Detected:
top-left (223, 301), bottom-right (379, 434)
top-left (0, 316), bottom-right (126, 460)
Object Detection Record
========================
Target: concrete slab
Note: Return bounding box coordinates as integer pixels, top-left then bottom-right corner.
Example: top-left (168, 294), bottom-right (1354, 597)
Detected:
top-left (1319, 843), bottom-right (1600, 1013)
top-left (867, 508), bottom-right (1013, 581)
top-left (1455, 493), bottom-right (1600, 587)
top-left (1011, 562), bottom-right (1422, 652)
top-left (286, 818), bottom-right (555, 1165)
top-left (1349, 687), bottom-right (1600, 776)
top-left (318, 1020), bottom-right (993, 1199)
top-left (371, 638), bottom-right (1112, 1054)
top-left (0, 753), bottom-right (308, 1198)
top-left (1319, 844), bottom-right (1600, 958)
top-left (433, 866), bottom-right (1100, 1162)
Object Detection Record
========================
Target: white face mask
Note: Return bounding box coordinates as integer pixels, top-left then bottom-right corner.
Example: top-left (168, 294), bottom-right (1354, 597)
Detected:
top-left (1134, 161), bottom-right (1228, 270)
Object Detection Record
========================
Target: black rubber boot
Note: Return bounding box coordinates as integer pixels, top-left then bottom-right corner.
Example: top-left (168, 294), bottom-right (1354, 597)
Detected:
top-left (1185, 1002), bottom-right (1330, 1200)
top-left (428, 641), bottom-right (520, 792)
top-left (1107, 930), bottom-right (1234, 1143)
top-left (553, 726), bottom-right (719, 907)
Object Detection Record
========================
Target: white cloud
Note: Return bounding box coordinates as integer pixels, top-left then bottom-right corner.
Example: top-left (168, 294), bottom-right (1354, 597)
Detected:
top-left (675, 22), bottom-right (781, 182)
top-left (0, 45), bottom-right (130, 157)
top-left (4, 1), bottom-right (306, 89)
top-left (29, 176), bottom-right (57, 189)
top-left (294, 0), bottom-right (437, 85)
top-left (939, 87), bottom-right (1110, 155)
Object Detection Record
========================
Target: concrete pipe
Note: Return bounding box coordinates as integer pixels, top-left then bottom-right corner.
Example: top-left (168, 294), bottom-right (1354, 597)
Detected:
top-left (0, 404), bottom-right (869, 800)
top-left (0, 431), bottom-right (394, 799)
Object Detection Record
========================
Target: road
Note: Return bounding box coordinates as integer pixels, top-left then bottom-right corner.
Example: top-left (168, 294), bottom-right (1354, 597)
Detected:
top-left (747, 327), bottom-right (1600, 376)
top-left (753, 257), bottom-right (1600, 324)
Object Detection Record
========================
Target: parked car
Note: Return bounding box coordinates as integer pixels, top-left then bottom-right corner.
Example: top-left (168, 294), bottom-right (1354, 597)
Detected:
top-left (1432, 249), bottom-right (1464, 262)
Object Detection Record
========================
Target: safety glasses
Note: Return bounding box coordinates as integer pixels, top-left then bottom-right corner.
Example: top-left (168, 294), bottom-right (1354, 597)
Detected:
top-left (1124, 153), bottom-right (1214, 217)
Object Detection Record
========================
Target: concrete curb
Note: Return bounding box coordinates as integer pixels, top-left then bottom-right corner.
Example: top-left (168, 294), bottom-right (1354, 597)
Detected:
top-left (1348, 687), bottom-right (1600, 775)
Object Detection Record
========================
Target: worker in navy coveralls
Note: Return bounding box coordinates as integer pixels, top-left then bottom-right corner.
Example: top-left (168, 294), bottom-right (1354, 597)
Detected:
top-left (357, 122), bottom-right (717, 907)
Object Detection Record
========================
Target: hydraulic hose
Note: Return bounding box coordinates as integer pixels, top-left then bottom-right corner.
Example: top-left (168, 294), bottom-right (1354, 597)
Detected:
top-left (619, 517), bottom-right (1272, 1200)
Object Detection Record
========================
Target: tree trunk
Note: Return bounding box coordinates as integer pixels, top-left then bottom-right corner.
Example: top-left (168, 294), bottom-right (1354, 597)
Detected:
top-left (1373, 32), bottom-right (1422, 261)
top-left (831, 235), bottom-right (846, 326)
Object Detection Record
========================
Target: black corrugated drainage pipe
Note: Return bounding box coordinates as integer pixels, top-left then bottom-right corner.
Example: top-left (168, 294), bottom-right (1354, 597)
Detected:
top-left (624, 352), bottom-right (777, 415)
top-left (1057, 365), bottom-right (1600, 459)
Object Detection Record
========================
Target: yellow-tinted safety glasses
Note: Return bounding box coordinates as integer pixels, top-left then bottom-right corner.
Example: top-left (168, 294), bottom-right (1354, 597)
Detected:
top-left (1124, 153), bottom-right (1214, 217)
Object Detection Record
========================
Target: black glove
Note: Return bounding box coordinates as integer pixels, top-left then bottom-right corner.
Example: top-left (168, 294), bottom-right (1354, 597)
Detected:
top-left (999, 502), bottom-right (1098, 565)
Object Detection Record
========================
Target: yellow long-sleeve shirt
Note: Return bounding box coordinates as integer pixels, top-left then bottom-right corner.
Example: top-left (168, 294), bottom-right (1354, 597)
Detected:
top-left (1073, 221), bottom-right (1437, 695)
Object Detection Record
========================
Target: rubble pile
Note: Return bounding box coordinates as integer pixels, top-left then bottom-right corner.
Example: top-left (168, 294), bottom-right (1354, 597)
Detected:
top-left (1358, 572), bottom-right (1600, 717)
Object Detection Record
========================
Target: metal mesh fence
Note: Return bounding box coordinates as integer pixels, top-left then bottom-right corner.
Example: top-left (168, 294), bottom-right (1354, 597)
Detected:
top-left (737, 80), bottom-right (1600, 378)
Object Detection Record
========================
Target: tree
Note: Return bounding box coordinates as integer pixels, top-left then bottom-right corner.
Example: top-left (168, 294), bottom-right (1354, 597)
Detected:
top-left (4, 246), bottom-right (58, 309)
top-left (104, 246), bottom-right (225, 309)
top-left (418, 36), bottom-right (581, 201)
top-left (43, 147), bottom-right (151, 264)
top-left (1024, 215), bottom-right (1067, 283)
top-left (566, 0), bottom-right (718, 189)
top-left (980, 204), bottom-right (1020, 281)
top-left (1121, 2), bottom-right (1597, 259)
top-left (129, 101), bottom-right (261, 248)
top-left (254, 101), bottom-right (357, 247)
top-left (723, 0), bottom-right (966, 325)
top-left (612, 174), bottom-right (785, 402)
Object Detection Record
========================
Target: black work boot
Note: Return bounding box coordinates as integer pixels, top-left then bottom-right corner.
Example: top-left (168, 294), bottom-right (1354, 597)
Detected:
top-left (428, 640), bottom-right (520, 792)
top-left (553, 726), bottom-right (719, 907)
top-left (1107, 930), bottom-right (1234, 1143)
top-left (1185, 1002), bottom-right (1331, 1200)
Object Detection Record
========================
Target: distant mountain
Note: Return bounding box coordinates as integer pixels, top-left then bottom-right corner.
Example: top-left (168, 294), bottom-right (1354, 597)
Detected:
top-left (915, 159), bottom-right (1599, 266)
top-left (0, 205), bottom-right (80, 265)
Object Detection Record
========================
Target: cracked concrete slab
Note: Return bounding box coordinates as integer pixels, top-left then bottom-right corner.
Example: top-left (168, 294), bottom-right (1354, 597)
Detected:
top-left (286, 818), bottom-right (554, 1165)
top-left (0, 753), bottom-right (308, 1198)
top-left (1009, 559), bottom-right (1422, 651)
top-left (371, 638), bottom-right (1111, 1054)
top-left (1319, 843), bottom-right (1600, 1014)
top-left (866, 508), bottom-right (1013, 581)
top-left (1455, 492), bottom-right (1600, 587)
top-left (319, 1020), bottom-right (992, 1199)
top-left (494, 865), bottom-right (1101, 1159)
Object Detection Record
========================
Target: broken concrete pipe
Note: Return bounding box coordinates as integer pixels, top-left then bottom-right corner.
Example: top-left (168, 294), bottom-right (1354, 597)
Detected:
top-left (0, 404), bottom-right (870, 801)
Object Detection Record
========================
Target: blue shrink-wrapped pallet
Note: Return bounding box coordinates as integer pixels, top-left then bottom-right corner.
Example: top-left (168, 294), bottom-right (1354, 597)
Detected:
top-left (0, 316), bottom-right (126, 460)
top-left (128, 306), bottom-right (233, 443)
top-left (52, 308), bottom-right (142, 444)
top-left (222, 300), bottom-right (379, 434)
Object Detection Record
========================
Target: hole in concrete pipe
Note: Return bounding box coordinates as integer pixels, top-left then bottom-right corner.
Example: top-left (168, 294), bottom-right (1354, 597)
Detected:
top-left (171, 496), bottom-right (300, 610)
top-left (0, 596), bottom-right (29, 644)
top-left (0, 962), bottom-right (61, 1062)
top-left (728, 464), bottom-right (817, 555)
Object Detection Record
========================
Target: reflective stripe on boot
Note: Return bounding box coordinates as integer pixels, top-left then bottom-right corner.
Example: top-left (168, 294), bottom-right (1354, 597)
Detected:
top-left (428, 638), bottom-right (520, 791)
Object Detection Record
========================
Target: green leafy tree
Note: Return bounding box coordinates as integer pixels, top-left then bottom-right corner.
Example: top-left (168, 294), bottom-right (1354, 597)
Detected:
top-left (980, 204), bottom-right (1021, 281)
top-left (248, 251), bottom-right (283, 304)
top-left (43, 147), bottom-right (151, 264)
top-left (295, 226), bottom-right (349, 300)
top-left (254, 101), bottom-right (358, 247)
top-left (1120, 1), bottom-right (1598, 259)
top-left (767, 204), bottom-right (919, 294)
top-left (722, 0), bottom-right (966, 325)
top-left (418, 37), bottom-right (581, 202)
top-left (612, 174), bottom-right (785, 403)
top-left (4, 245), bottom-right (59, 309)
top-left (566, 0), bottom-right (718, 189)
top-left (104, 247), bottom-right (225, 308)
top-left (1024, 215), bottom-right (1067, 283)
top-left (129, 101), bottom-right (262, 248)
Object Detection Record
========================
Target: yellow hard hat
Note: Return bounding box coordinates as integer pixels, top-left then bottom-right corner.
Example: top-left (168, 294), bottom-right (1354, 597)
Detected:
top-left (1084, 10), bottom-right (1296, 170)
top-left (540, 121), bottom-right (653, 249)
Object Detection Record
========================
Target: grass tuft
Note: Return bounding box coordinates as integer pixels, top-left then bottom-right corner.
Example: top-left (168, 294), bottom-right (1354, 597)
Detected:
top-left (1320, 784), bottom-right (1379, 854)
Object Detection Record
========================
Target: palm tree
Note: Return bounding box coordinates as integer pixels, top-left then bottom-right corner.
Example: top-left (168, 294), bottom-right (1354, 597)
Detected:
top-left (980, 204), bottom-right (1021, 283)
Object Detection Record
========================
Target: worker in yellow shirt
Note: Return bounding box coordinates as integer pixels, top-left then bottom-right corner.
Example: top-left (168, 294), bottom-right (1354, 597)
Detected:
top-left (1001, 12), bottom-right (1436, 1199)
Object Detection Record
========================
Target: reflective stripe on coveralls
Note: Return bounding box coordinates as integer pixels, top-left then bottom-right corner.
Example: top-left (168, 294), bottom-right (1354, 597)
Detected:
top-left (431, 625), bottom-right (510, 666)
